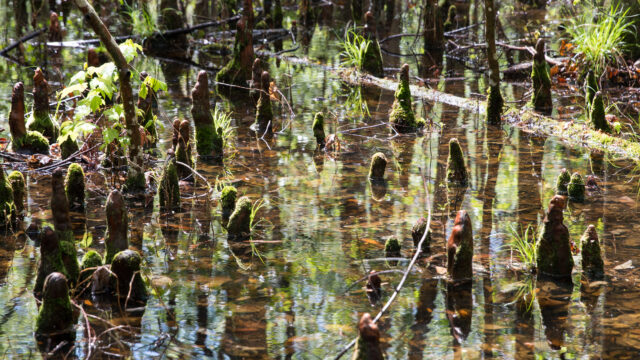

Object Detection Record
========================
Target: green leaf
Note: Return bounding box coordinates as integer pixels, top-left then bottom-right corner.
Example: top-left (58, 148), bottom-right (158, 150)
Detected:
top-left (69, 71), bottom-right (87, 85)
top-left (139, 83), bottom-right (148, 100)
top-left (102, 127), bottom-right (120, 145)
top-left (119, 39), bottom-right (143, 63)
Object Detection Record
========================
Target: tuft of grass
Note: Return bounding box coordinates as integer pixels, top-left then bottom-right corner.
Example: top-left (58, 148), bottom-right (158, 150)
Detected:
top-left (340, 29), bottom-right (371, 70)
top-left (505, 224), bottom-right (538, 272)
top-left (566, 3), bottom-right (634, 76)
top-left (212, 107), bottom-right (234, 150)
top-left (249, 199), bottom-right (265, 232)
top-left (122, 2), bottom-right (158, 38)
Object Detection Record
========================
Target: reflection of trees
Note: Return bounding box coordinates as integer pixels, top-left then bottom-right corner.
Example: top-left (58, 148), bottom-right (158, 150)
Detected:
top-left (408, 277), bottom-right (439, 360)
top-left (517, 132), bottom-right (544, 230)
top-left (446, 281), bottom-right (472, 357)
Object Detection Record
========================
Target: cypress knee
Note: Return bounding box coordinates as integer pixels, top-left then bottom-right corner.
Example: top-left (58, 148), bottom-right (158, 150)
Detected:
top-left (255, 71), bottom-right (273, 134)
top-left (531, 39), bottom-right (552, 113)
top-left (158, 158), bottom-right (180, 212)
top-left (368, 152), bottom-right (387, 180)
top-left (0, 169), bottom-right (15, 228)
top-left (447, 210), bottom-right (474, 281)
top-left (191, 71), bottom-right (218, 158)
top-left (220, 185), bottom-right (237, 225)
top-left (28, 68), bottom-right (59, 140)
top-left (581, 225), bottom-right (604, 280)
top-left (555, 168), bottom-right (570, 196)
top-left (312, 112), bottom-right (326, 149)
top-left (351, 313), bottom-right (384, 360)
top-left (389, 64), bottom-right (424, 132)
top-left (536, 196), bottom-right (574, 278)
top-left (65, 163), bottom-right (85, 210)
top-left (51, 169), bottom-right (78, 287)
top-left (34, 227), bottom-right (66, 296)
top-left (227, 196), bottom-right (252, 240)
top-left (111, 249), bottom-right (147, 303)
top-left (411, 217), bottom-right (431, 254)
top-left (361, 11), bottom-right (384, 77)
top-left (104, 190), bottom-right (128, 264)
top-left (8, 171), bottom-right (25, 216)
top-left (446, 138), bottom-right (468, 186)
top-left (176, 119), bottom-right (194, 179)
top-left (567, 172), bottom-right (585, 203)
top-left (9, 82), bottom-right (49, 154)
top-left (35, 272), bottom-right (74, 336)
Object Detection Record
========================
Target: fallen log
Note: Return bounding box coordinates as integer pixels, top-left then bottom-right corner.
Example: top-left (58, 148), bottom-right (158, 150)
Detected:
top-left (256, 50), bottom-right (640, 162)
top-left (0, 28), bottom-right (46, 55)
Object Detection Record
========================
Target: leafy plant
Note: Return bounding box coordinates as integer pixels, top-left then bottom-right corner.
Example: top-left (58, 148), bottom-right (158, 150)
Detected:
top-left (250, 199), bottom-right (266, 232)
top-left (565, 3), bottom-right (634, 76)
top-left (505, 224), bottom-right (538, 272)
top-left (340, 29), bottom-right (371, 70)
top-left (121, 2), bottom-right (158, 38)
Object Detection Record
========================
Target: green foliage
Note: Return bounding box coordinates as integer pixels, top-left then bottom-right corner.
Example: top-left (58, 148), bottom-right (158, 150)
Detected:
top-left (250, 198), bottom-right (265, 232)
top-left (505, 224), bottom-right (538, 272)
top-left (212, 107), bottom-right (234, 151)
top-left (122, 1), bottom-right (159, 39)
top-left (566, 3), bottom-right (633, 76)
top-left (340, 30), bottom-right (371, 70)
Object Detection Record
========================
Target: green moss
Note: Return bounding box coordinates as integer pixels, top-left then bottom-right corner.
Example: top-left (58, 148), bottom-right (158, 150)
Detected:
top-left (389, 67), bottom-right (423, 132)
top-left (27, 111), bottom-right (59, 140)
top-left (446, 138), bottom-right (468, 186)
top-left (584, 71), bottom-right (597, 108)
top-left (531, 59), bottom-right (552, 113)
top-left (361, 39), bottom-right (383, 77)
top-left (123, 171), bottom-right (145, 194)
top-left (59, 135), bottom-right (79, 159)
top-left (0, 170), bottom-right (15, 228)
top-left (65, 163), bottom-right (85, 210)
top-left (220, 185), bottom-right (237, 223)
top-left (486, 85), bottom-right (503, 125)
top-left (590, 93), bottom-right (610, 133)
top-left (536, 201), bottom-right (574, 277)
top-left (368, 152), bottom-right (387, 179)
top-left (58, 230), bottom-right (79, 288)
top-left (35, 273), bottom-right (73, 335)
top-left (580, 225), bottom-right (604, 280)
top-left (216, 17), bottom-right (253, 87)
top-left (255, 92), bottom-right (273, 132)
top-left (111, 249), bottom-right (147, 302)
top-left (227, 196), bottom-right (252, 239)
top-left (312, 112), bottom-right (326, 147)
top-left (34, 237), bottom-right (66, 295)
top-left (12, 130), bottom-right (49, 154)
top-left (175, 140), bottom-right (193, 179)
top-left (567, 172), bottom-right (585, 203)
top-left (158, 159), bottom-right (180, 211)
top-left (195, 122), bottom-right (221, 157)
top-left (556, 169), bottom-right (571, 196)
top-left (78, 250), bottom-right (102, 292)
top-left (384, 237), bottom-right (401, 254)
top-left (8, 171), bottom-right (25, 215)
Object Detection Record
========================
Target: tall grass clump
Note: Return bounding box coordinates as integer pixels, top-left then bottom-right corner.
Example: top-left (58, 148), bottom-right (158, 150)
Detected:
top-left (340, 30), bottom-right (371, 70)
top-left (505, 224), bottom-right (538, 272)
top-left (212, 107), bottom-right (234, 150)
top-left (566, 3), bottom-right (634, 76)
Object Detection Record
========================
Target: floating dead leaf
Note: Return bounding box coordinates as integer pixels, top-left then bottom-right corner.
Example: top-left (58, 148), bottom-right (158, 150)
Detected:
top-left (614, 260), bottom-right (634, 271)
top-left (435, 265), bottom-right (447, 275)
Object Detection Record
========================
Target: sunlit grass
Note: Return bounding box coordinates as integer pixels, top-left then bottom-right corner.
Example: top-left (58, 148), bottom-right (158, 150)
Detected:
top-left (566, 3), bottom-right (633, 76)
top-left (212, 107), bottom-right (234, 150)
top-left (505, 224), bottom-right (538, 272)
top-left (340, 29), bottom-right (371, 70)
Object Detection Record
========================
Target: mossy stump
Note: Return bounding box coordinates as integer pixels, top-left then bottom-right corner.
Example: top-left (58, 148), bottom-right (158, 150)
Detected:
top-left (227, 196), bottom-right (252, 240)
top-left (590, 92), bottom-right (610, 133)
top-left (389, 64), bottom-right (424, 133)
top-left (8, 171), bottom-right (25, 216)
top-left (220, 185), bottom-right (238, 225)
top-left (312, 112), bottom-right (326, 149)
top-left (361, 12), bottom-right (384, 77)
top-left (111, 249), bottom-right (147, 303)
top-left (105, 190), bottom-right (128, 264)
top-left (567, 172), bottom-right (585, 203)
top-left (9, 82), bottom-right (49, 154)
top-left (351, 313), bottom-right (384, 360)
top-left (27, 68), bottom-right (59, 140)
top-left (59, 135), bottom-right (79, 159)
top-left (35, 272), bottom-right (74, 336)
top-left (216, 16), bottom-right (254, 87)
top-left (446, 138), bottom-right (468, 186)
top-left (0, 169), bottom-right (15, 229)
top-left (78, 250), bottom-right (102, 296)
top-left (555, 168), bottom-right (570, 196)
top-left (446, 210), bottom-right (473, 281)
top-left (34, 227), bottom-right (67, 296)
top-left (536, 196), bottom-right (574, 278)
top-left (255, 71), bottom-right (273, 134)
top-left (159, 158), bottom-right (180, 212)
top-left (531, 39), bottom-right (552, 114)
top-left (581, 225), bottom-right (604, 280)
top-left (176, 119), bottom-right (194, 179)
top-left (65, 163), bottom-right (85, 211)
top-left (191, 71), bottom-right (221, 159)
top-left (384, 237), bottom-right (401, 257)
top-left (411, 217), bottom-right (431, 254)
top-left (368, 152), bottom-right (387, 180)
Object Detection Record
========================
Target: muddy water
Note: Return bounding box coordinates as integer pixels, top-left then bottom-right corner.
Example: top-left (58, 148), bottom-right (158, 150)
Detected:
top-left (0, 1), bottom-right (639, 359)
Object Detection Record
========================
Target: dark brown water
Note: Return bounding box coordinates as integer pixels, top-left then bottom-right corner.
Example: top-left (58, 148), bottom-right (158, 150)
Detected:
top-left (0, 1), bottom-right (639, 359)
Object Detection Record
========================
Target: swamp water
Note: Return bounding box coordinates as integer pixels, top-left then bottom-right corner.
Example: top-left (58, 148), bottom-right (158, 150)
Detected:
top-left (0, 1), bottom-right (639, 359)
